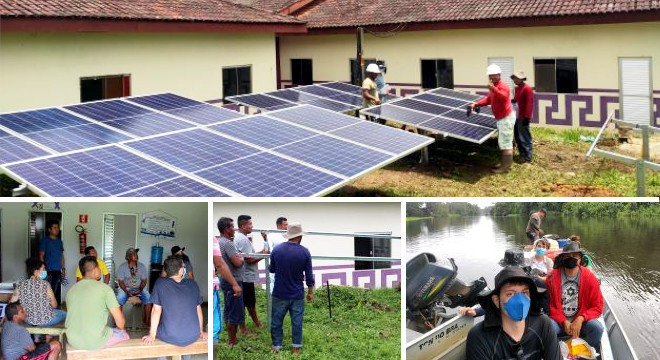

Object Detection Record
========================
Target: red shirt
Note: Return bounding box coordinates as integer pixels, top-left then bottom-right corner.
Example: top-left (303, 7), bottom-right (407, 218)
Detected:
top-left (514, 83), bottom-right (534, 119)
top-left (546, 267), bottom-right (603, 325)
top-left (475, 80), bottom-right (513, 120)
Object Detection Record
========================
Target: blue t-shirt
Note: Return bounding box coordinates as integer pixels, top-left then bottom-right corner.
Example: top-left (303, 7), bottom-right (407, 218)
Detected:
top-left (39, 237), bottom-right (63, 271)
top-left (151, 277), bottom-right (202, 346)
top-left (269, 242), bottom-right (315, 300)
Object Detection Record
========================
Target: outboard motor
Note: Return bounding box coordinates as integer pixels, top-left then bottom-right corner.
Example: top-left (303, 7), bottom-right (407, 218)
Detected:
top-left (406, 253), bottom-right (488, 331)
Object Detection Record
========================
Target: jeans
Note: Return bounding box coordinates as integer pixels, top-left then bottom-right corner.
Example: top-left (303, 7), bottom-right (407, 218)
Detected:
top-left (221, 280), bottom-right (244, 325)
top-left (551, 318), bottom-right (604, 349)
top-left (42, 309), bottom-right (67, 326)
top-left (46, 271), bottom-right (62, 305)
top-left (213, 287), bottom-right (222, 342)
top-left (271, 297), bottom-right (305, 349)
top-left (117, 287), bottom-right (151, 305)
top-left (514, 117), bottom-right (533, 162)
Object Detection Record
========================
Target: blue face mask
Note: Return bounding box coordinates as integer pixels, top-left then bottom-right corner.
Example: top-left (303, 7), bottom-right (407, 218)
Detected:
top-left (39, 270), bottom-right (47, 280)
top-left (502, 292), bottom-right (531, 321)
top-left (535, 248), bottom-right (546, 256)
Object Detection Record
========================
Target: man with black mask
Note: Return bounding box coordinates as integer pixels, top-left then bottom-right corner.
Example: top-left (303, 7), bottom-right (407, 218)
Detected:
top-left (546, 242), bottom-right (603, 348)
top-left (467, 267), bottom-right (561, 360)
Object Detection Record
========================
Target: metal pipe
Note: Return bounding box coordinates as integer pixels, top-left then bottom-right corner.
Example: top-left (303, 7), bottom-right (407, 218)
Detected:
top-left (641, 125), bottom-right (650, 161)
top-left (327, 280), bottom-right (332, 319)
top-left (252, 229), bottom-right (401, 239)
top-left (586, 110), bottom-right (615, 158)
top-left (636, 160), bottom-right (646, 197)
top-left (591, 148), bottom-right (638, 165)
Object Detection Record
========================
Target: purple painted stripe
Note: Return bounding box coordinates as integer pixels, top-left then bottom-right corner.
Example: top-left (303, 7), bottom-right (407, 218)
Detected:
top-left (257, 261), bottom-right (401, 274)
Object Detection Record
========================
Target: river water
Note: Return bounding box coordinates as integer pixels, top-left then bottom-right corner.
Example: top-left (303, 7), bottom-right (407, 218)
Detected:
top-left (406, 215), bottom-right (660, 360)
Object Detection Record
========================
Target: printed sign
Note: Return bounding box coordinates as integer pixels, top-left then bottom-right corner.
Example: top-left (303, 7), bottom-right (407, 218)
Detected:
top-left (140, 211), bottom-right (176, 238)
top-left (79, 214), bottom-right (88, 223)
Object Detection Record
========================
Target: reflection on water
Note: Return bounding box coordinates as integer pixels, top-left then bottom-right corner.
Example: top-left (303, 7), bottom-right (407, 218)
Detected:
top-left (406, 215), bottom-right (660, 360)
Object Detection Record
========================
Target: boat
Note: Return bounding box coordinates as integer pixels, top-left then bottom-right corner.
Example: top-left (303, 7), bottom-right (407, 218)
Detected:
top-left (406, 252), bottom-right (639, 360)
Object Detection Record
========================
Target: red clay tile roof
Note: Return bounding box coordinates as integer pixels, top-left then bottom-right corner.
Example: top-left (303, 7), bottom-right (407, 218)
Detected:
top-left (228, 0), bottom-right (300, 13)
top-left (0, 0), bottom-right (303, 24)
top-left (290, 0), bottom-right (660, 28)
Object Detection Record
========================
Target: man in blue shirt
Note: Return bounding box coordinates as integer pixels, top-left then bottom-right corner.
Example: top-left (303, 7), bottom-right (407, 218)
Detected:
top-left (39, 220), bottom-right (65, 306)
top-left (269, 223), bottom-right (315, 355)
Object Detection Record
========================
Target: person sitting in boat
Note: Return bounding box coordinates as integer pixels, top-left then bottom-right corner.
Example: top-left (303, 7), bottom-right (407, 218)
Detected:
top-left (466, 266), bottom-right (562, 360)
top-left (568, 235), bottom-right (594, 271)
top-left (526, 239), bottom-right (554, 281)
top-left (546, 242), bottom-right (603, 349)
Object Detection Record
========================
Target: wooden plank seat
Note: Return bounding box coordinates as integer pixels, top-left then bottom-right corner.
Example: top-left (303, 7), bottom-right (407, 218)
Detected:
top-left (0, 323), bottom-right (65, 337)
top-left (66, 338), bottom-right (208, 360)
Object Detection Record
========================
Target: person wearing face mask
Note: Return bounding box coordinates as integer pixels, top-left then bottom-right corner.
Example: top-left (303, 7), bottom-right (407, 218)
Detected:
top-left (527, 239), bottom-right (554, 281)
top-left (10, 258), bottom-right (67, 327)
top-left (466, 266), bottom-right (562, 360)
top-left (142, 256), bottom-right (207, 358)
top-left (546, 242), bottom-right (603, 349)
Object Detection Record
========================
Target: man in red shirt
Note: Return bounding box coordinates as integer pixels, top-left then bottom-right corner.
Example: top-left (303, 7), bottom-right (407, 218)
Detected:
top-left (470, 64), bottom-right (516, 173)
top-left (511, 71), bottom-right (535, 163)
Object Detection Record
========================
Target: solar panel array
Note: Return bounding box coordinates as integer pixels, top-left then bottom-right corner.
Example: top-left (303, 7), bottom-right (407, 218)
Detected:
top-left (0, 93), bottom-right (433, 197)
top-left (360, 87), bottom-right (498, 144)
top-left (226, 82), bottom-right (363, 112)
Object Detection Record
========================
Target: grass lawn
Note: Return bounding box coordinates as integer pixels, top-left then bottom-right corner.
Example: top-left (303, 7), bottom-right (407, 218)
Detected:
top-left (215, 286), bottom-right (400, 360)
top-left (330, 126), bottom-right (660, 197)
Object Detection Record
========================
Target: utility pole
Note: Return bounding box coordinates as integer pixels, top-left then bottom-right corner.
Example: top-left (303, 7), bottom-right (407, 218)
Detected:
top-left (356, 26), bottom-right (364, 86)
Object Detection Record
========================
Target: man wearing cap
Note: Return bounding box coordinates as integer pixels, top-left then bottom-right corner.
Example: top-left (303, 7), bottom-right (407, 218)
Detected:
top-left (546, 243), bottom-right (603, 349)
top-left (76, 246), bottom-right (110, 284)
top-left (466, 267), bottom-right (562, 360)
top-left (512, 71), bottom-right (535, 163)
top-left (362, 63), bottom-right (382, 109)
top-left (171, 245), bottom-right (194, 280)
top-left (470, 64), bottom-right (516, 173)
top-left (234, 215), bottom-right (267, 329)
top-left (269, 223), bottom-right (315, 355)
top-left (526, 208), bottom-right (547, 243)
top-left (217, 217), bottom-right (252, 345)
top-left (116, 247), bottom-right (152, 325)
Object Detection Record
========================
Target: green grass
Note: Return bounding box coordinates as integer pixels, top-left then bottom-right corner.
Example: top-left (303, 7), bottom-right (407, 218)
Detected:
top-left (215, 286), bottom-right (400, 360)
top-left (406, 216), bottom-right (433, 221)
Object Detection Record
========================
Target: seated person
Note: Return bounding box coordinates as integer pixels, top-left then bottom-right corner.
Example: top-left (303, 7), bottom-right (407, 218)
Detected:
top-left (66, 256), bottom-right (129, 350)
top-left (546, 242), bottom-right (603, 349)
top-left (10, 258), bottom-right (66, 327)
top-left (143, 256), bottom-right (207, 359)
top-left (76, 246), bottom-right (110, 284)
top-left (569, 235), bottom-right (594, 271)
top-left (1, 301), bottom-right (61, 360)
top-left (466, 267), bottom-right (561, 360)
top-left (526, 238), bottom-right (554, 281)
top-left (116, 248), bottom-right (152, 324)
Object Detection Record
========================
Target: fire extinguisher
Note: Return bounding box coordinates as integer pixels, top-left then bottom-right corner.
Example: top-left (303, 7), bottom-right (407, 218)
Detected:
top-left (75, 225), bottom-right (87, 254)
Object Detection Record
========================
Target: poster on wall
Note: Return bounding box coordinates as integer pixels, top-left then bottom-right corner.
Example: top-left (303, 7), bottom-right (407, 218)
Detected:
top-left (140, 211), bottom-right (176, 238)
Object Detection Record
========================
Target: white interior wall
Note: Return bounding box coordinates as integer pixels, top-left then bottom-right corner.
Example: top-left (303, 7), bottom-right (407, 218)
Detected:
top-left (0, 202), bottom-right (208, 301)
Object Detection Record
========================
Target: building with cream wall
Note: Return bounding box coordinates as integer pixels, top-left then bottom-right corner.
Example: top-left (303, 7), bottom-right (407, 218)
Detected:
top-left (213, 202), bottom-right (401, 289)
top-left (277, 22), bottom-right (660, 128)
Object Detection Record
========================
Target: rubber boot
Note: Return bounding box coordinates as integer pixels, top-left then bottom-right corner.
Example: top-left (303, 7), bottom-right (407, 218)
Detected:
top-left (492, 153), bottom-right (513, 174)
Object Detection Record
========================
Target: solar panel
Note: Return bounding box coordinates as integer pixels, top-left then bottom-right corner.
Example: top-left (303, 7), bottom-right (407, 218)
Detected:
top-left (118, 176), bottom-right (230, 197)
top-left (28, 124), bottom-right (132, 152)
top-left (126, 93), bottom-right (205, 111)
top-left (329, 121), bottom-right (433, 154)
top-left (327, 92), bottom-right (363, 107)
top-left (65, 100), bottom-right (152, 121)
top-left (0, 108), bottom-right (91, 133)
top-left (319, 82), bottom-right (363, 95)
top-left (302, 98), bottom-right (355, 112)
top-left (101, 113), bottom-right (195, 137)
top-left (417, 116), bottom-right (496, 143)
top-left (274, 135), bottom-right (391, 177)
top-left (5, 146), bottom-right (181, 196)
top-left (0, 130), bottom-right (51, 164)
top-left (413, 93), bottom-right (471, 108)
top-left (165, 104), bottom-right (244, 125)
top-left (441, 109), bottom-right (497, 129)
top-left (209, 115), bottom-right (318, 149)
top-left (294, 85), bottom-right (349, 98)
top-left (194, 152), bottom-right (344, 197)
top-left (393, 98), bottom-right (454, 115)
top-left (362, 105), bottom-right (435, 125)
top-left (429, 88), bottom-right (481, 101)
top-left (266, 106), bottom-right (361, 132)
top-left (225, 93), bottom-right (296, 111)
top-left (124, 129), bottom-right (258, 172)
top-left (266, 89), bottom-right (321, 103)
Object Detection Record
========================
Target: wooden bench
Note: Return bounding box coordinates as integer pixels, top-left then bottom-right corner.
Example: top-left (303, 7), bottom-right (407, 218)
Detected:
top-left (66, 338), bottom-right (208, 360)
top-left (0, 323), bottom-right (66, 341)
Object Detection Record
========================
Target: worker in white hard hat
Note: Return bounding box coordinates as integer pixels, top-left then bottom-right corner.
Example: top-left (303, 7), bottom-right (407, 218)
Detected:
top-left (362, 63), bottom-right (382, 109)
top-left (470, 64), bottom-right (516, 173)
